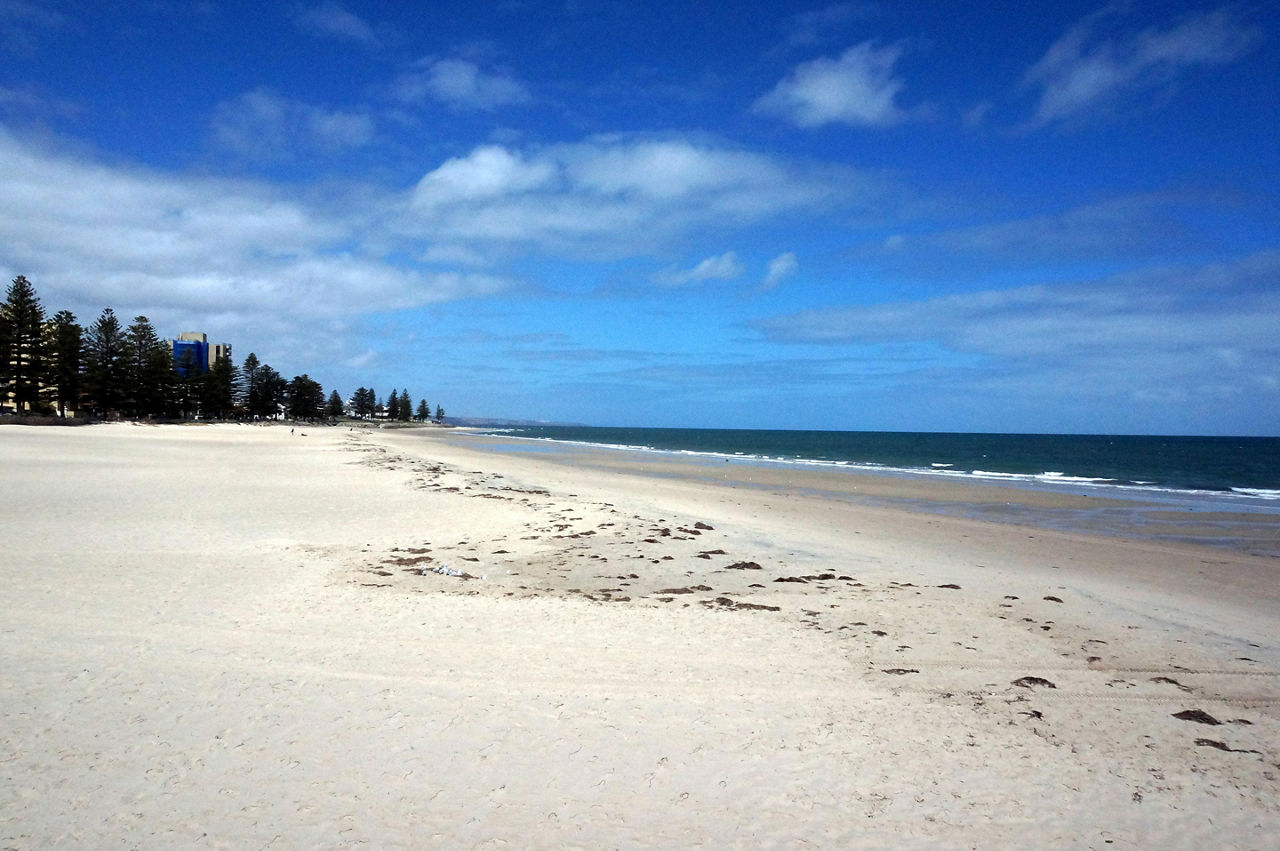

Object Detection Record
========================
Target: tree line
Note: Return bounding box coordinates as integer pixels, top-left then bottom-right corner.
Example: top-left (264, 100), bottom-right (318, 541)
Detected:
top-left (0, 275), bottom-right (444, 424)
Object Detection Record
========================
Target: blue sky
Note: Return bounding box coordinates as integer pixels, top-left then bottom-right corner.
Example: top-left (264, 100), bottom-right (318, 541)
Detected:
top-left (1, 1), bottom-right (1277, 434)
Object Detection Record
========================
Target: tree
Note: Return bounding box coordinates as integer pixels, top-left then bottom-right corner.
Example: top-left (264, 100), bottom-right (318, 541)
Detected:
top-left (286, 373), bottom-right (325, 420)
top-left (415, 399), bottom-right (429, 422)
top-left (240, 352), bottom-right (260, 410)
top-left (398, 388), bottom-right (412, 421)
top-left (46, 310), bottom-right (82, 418)
top-left (434, 404), bottom-right (444, 422)
top-left (1, 275), bottom-right (48, 413)
top-left (84, 308), bottom-right (127, 417)
top-left (245, 356), bottom-right (284, 419)
top-left (387, 389), bottom-right (400, 422)
top-left (352, 387), bottom-right (376, 419)
top-left (251, 364), bottom-right (287, 419)
top-left (327, 389), bottom-right (344, 418)
top-left (201, 354), bottom-right (239, 419)
top-left (124, 315), bottom-right (171, 418)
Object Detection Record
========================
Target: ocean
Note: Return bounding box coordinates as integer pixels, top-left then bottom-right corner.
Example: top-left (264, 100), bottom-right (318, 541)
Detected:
top-left (478, 426), bottom-right (1280, 502)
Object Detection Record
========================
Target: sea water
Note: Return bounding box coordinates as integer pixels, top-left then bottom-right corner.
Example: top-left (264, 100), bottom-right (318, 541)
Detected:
top-left (476, 427), bottom-right (1280, 502)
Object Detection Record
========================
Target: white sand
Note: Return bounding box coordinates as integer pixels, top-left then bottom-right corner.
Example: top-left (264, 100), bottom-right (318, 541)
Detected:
top-left (2, 422), bottom-right (1277, 848)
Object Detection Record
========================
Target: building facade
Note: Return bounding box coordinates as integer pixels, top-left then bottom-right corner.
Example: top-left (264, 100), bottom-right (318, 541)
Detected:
top-left (172, 332), bottom-right (232, 377)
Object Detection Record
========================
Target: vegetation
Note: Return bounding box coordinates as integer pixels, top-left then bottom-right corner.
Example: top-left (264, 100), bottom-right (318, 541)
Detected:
top-left (0, 275), bottom-right (447, 425)
top-left (0, 276), bottom-right (45, 413)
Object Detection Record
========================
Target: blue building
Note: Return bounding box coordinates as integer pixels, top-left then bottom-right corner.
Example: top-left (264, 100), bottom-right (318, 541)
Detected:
top-left (172, 332), bottom-right (231, 377)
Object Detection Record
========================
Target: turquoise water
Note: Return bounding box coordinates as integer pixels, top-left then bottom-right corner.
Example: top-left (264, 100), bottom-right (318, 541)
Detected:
top-left (480, 427), bottom-right (1280, 500)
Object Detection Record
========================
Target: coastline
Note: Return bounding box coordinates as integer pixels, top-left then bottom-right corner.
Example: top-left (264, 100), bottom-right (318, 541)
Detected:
top-left (468, 426), bottom-right (1280, 497)
top-left (2, 422), bottom-right (1277, 847)
top-left (377, 426), bottom-right (1280, 642)
top-left (448, 427), bottom-right (1280, 559)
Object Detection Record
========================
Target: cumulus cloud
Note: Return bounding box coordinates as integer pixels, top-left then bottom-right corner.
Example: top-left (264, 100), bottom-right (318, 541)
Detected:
top-left (0, 125), bottom-right (900, 378)
top-left (655, 252), bottom-right (744, 286)
top-left (0, 127), bottom-right (509, 359)
top-left (211, 89), bottom-right (375, 159)
top-left (566, 139), bottom-right (797, 203)
top-left (760, 252), bottom-right (798, 290)
top-left (754, 41), bottom-right (924, 128)
top-left (292, 2), bottom-right (379, 46)
top-left (412, 145), bottom-right (556, 208)
top-left (399, 137), bottom-right (854, 256)
top-left (392, 58), bottom-right (531, 110)
top-left (1024, 6), bottom-right (1261, 125)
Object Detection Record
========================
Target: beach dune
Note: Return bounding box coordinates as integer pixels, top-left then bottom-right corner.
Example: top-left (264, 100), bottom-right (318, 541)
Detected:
top-left (1, 423), bottom-right (1277, 847)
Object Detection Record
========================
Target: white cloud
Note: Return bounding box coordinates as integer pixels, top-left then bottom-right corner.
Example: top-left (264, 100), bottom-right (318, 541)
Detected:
top-left (1024, 6), bottom-right (1261, 125)
top-left (211, 89), bottom-right (375, 158)
top-left (754, 251), bottom-right (1280, 400)
top-left (292, 2), bottom-right (378, 46)
top-left (655, 252), bottom-right (744, 286)
top-left (759, 252), bottom-right (798, 291)
top-left (412, 145), bottom-right (555, 208)
top-left (754, 41), bottom-right (923, 128)
top-left (398, 137), bottom-right (854, 257)
top-left (0, 127), bottom-right (509, 362)
top-left (0, 125), bottom-right (900, 381)
top-left (392, 58), bottom-right (531, 110)
top-left (567, 139), bottom-right (795, 203)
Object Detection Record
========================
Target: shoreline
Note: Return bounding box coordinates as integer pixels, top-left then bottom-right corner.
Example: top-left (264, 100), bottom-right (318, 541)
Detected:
top-left (3, 422), bottom-right (1277, 847)
top-left (373, 425), bottom-right (1280, 643)
top-left (460, 426), bottom-right (1280, 498)
top-left (441, 427), bottom-right (1280, 559)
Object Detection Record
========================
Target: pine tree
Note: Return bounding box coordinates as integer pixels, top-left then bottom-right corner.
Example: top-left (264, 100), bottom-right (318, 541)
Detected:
top-left (1, 275), bottom-right (48, 413)
top-left (434, 404), bottom-right (444, 422)
top-left (46, 310), bottom-right (83, 418)
top-left (358, 387), bottom-right (376, 418)
top-left (287, 374), bottom-right (325, 420)
top-left (84, 308), bottom-right (127, 418)
top-left (415, 399), bottom-right (429, 422)
top-left (398, 388), bottom-right (412, 421)
top-left (244, 356), bottom-right (285, 419)
top-left (201, 354), bottom-right (238, 419)
top-left (252, 364), bottom-right (287, 419)
top-left (124, 316), bottom-right (171, 419)
top-left (240, 352), bottom-right (260, 411)
top-left (350, 387), bottom-right (366, 418)
top-left (327, 389), bottom-right (344, 418)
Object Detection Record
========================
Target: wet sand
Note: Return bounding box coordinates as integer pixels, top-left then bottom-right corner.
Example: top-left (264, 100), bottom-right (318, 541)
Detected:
top-left (452, 429), bottom-right (1280, 557)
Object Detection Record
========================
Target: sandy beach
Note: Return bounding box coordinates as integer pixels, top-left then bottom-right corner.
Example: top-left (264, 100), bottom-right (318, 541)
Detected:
top-left (2, 422), bottom-right (1277, 848)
